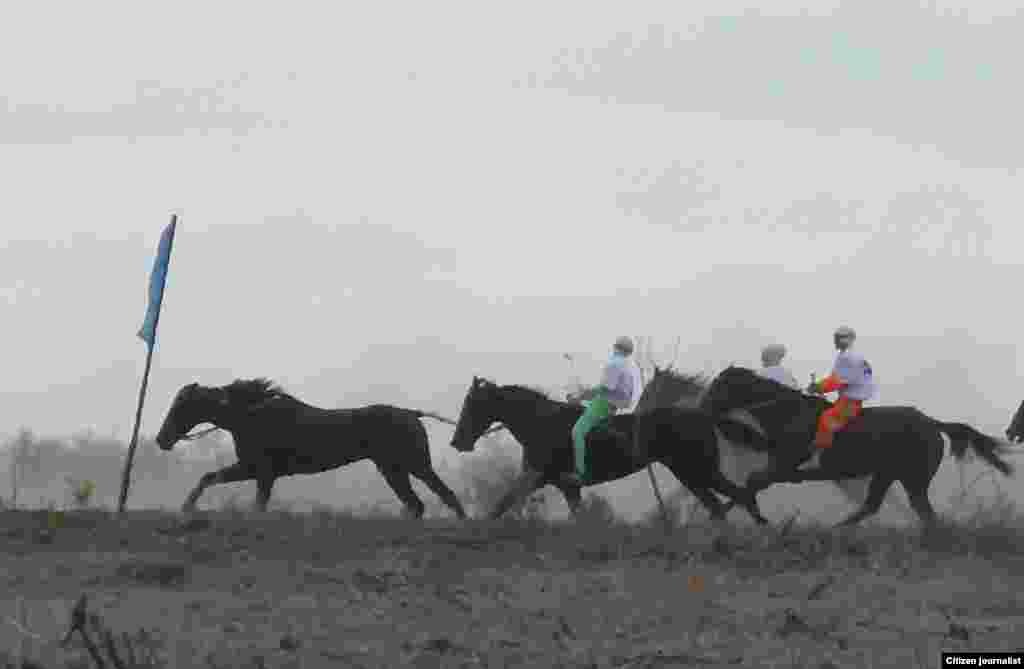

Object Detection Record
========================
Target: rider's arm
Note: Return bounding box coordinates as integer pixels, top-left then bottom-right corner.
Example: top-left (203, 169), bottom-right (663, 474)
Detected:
top-left (597, 361), bottom-right (623, 397)
top-left (816, 373), bottom-right (848, 393)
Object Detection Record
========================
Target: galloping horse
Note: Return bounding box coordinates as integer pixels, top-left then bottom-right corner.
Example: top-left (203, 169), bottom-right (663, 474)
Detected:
top-left (449, 376), bottom-right (770, 523)
top-left (640, 365), bottom-right (915, 519)
top-left (156, 378), bottom-right (467, 517)
top-left (698, 366), bottom-right (1016, 528)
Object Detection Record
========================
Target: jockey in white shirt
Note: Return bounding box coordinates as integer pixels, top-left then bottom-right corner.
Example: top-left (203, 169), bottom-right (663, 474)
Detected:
top-left (802, 325), bottom-right (877, 469)
top-left (562, 336), bottom-right (642, 486)
top-left (756, 343), bottom-right (800, 389)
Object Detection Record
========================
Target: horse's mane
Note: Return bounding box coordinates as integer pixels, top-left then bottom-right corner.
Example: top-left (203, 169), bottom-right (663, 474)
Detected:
top-left (224, 378), bottom-right (301, 406)
top-left (637, 366), bottom-right (710, 410)
top-left (716, 366), bottom-right (831, 407)
top-left (501, 383), bottom-right (567, 405)
top-left (652, 367), bottom-right (709, 396)
top-left (654, 367), bottom-right (709, 388)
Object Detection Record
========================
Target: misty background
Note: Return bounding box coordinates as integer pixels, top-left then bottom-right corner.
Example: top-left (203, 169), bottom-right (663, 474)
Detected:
top-left (2, 2), bottom-right (1023, 523)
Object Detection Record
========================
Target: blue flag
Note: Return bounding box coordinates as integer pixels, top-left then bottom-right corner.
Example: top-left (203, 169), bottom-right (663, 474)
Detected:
top-left (137, 217), bottom-right (177, 348)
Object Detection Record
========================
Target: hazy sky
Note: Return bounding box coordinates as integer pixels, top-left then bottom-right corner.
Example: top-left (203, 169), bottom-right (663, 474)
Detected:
top-left (3, 1), bottom-right (1024, 488)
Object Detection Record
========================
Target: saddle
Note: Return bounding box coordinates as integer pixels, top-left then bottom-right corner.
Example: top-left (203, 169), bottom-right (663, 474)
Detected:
top-left (587, 416), bottom-right (632, 450)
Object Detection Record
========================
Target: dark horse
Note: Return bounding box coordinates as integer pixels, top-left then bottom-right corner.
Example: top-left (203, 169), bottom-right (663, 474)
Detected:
top-left (698, 366), bottom-right (1017, 528)
top-left (449, 376), bottom-right (770, 523)
top-left (155, 378), bottom-right (467, 517)
top-left (1006, 400), bottom-right (1024, 443)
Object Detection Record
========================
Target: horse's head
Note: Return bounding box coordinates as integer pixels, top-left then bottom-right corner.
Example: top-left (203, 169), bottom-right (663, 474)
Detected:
top-left (699, 365), bottom-right (776, 414)
top-left (155, 382), bottom-right (229, 450)
top-left (1007, 400), bottom-right (1024, 443)
top-left (638, 364), bottom-right (708, 412)
top-left (450, 376), bottom-right (501, 453)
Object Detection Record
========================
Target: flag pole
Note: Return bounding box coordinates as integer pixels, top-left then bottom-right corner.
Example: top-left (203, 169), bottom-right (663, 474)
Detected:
top-left (118, 214), bottom-right (178, 513)
top-left (118, 340), bottom-right (156, 513)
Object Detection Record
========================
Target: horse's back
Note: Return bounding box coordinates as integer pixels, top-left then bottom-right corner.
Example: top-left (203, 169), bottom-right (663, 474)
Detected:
top-left (858, 405), bottom-right (930, 424)
top-left (861, 405), bottom-right (918, 415)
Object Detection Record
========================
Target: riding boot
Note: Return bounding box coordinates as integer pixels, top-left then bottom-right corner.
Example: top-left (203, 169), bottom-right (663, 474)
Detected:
top-left (799, 432), bottom-right (832, 471)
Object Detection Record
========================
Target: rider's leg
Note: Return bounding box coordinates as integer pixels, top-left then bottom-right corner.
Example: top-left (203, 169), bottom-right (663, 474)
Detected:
top-left (569, 393), bottom-right (611, 484)
top-left (801, 397), bottom-right (860, 470)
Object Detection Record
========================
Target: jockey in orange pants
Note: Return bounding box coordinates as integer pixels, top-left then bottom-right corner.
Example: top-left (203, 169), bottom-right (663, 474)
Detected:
top-left (802, 325), bottom-right (876, 469)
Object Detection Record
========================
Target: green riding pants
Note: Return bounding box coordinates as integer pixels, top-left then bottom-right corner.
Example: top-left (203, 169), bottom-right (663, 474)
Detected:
top-left (571, 391), bottom-right (618, 482)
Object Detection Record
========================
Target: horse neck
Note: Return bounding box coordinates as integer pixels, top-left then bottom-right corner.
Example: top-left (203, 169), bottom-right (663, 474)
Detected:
top-left (745, 388), bottom-right (822, 435)
top-left (218, 394), bottom-right (299, 432)
top-left (494, 387), bottom-right (574, 431)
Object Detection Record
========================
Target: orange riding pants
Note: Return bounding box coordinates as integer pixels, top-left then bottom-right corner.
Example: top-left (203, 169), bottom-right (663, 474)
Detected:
top-left (815, 395), bottom-right (862, 449)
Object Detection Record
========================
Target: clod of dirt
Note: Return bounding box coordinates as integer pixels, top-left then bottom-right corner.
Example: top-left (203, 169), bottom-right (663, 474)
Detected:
top-left (947, 622), bottom-right (971, 640)
top-left (776, 609), bottom-right (814, 638)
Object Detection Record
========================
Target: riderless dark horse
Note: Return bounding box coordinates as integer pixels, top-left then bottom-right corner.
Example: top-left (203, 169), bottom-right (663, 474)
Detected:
top-left (449, 376), bottom-right (771, 523)
top-left (155, 378), bottom-right (467, 517)
top-left (698, 366), bottom-right (1016, 528)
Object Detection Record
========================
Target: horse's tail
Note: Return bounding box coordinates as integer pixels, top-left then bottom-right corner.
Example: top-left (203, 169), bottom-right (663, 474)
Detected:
top-left (712, 414), bottom-right (777, 452)
top-left (932, 419), bottom-right (1016, 476)
top-left (413, 410), bottom-right (507, 437)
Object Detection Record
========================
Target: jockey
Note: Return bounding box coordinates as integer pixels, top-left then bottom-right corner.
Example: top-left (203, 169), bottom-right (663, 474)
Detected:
top-left (562, 336), bottom-right (641, 486)
top-left (756, 343), bottom-right (800, 389)
top-left (802, 325), bottom-right (876, 469)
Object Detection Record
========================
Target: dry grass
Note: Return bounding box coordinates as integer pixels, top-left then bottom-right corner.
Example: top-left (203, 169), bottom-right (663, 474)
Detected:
top-left (3, 409), bottom-right (1023, 667)
top-left (0, 499), bottom-right (1022, 668)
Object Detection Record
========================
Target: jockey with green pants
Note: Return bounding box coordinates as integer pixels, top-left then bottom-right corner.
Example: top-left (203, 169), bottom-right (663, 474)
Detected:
top-left (562, 336), bottom-right (642, 486)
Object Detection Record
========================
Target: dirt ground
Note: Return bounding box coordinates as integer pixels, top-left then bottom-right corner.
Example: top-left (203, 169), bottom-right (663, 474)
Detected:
top-left (2, 508), bottom-right (1024, 669)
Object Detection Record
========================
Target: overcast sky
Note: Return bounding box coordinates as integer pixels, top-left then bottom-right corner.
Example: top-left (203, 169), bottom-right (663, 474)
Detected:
top-left (2, 0), bottom-right (1024, 499)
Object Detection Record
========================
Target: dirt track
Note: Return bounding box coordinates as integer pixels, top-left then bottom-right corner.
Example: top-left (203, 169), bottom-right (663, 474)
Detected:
top-left (2, 508), bottom-right (1024, 668)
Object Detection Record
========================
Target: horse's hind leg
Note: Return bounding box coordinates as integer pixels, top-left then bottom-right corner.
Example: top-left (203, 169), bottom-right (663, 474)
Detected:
top-left (902, 481), bottom-right (939, 530)
top-left (182, 462), bottom-right (255, 513)
top-left (835, 475), bottom-right (893, 528)
top-left (377, 465), bottom-right (426, 519)
top-left (413, 467), bottom-right (467, 519)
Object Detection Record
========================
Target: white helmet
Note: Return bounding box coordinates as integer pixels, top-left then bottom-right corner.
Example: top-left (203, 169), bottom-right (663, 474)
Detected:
top-left (614, 336), bottom-right (635, 355)
top-left (761, 344), bottom-right (786, 366)
top-left (834, 325), bottom-right (856, 340)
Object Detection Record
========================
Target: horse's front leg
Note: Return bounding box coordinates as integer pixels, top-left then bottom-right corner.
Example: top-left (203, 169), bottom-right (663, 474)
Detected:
top-left (553, 480), bottom-right (583, 516)
top-left (182, 462), bottom-right (256, 512)
top-left (489, 468), bottom-right (544, 520)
